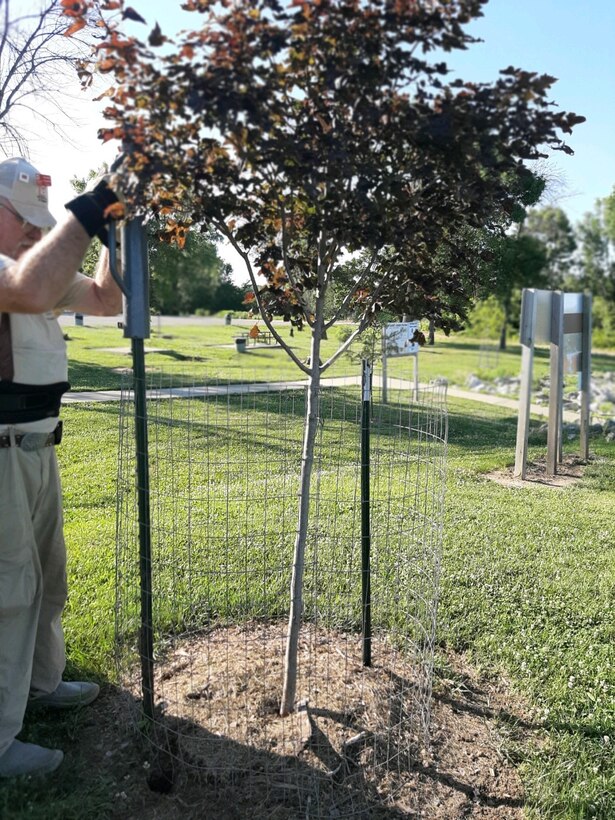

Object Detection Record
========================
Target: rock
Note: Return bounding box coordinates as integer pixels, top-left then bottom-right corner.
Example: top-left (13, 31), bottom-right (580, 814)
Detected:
top-left (562, 423), bottom-right (579, 440)
top-left (467, 374), bottom-right (485, 390)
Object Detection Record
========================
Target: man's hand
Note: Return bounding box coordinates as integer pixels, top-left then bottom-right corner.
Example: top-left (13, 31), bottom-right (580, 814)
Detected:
top-left (65, 179), bottom-right (124, 247)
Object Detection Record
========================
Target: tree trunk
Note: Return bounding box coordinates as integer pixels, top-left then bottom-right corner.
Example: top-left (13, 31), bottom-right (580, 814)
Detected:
top-left (428, 317), bottom-right (435, 346)
top-left (280, 332), bottom-right (322, 716)
top-left (499, 300), bottom-right (509, 351)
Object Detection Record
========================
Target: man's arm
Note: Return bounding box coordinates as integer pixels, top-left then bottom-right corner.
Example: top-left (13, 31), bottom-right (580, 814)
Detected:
top-left (60, 248), bottom-right (123, 316)
top-left (0, 214), bottom-right (92, 314)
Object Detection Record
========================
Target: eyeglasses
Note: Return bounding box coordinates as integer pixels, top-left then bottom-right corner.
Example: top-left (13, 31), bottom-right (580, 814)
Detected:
top-left (0, 201), bottom-right (41, 234)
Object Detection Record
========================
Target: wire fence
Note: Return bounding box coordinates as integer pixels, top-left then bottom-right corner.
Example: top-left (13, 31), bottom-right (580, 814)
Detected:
top-left (115, 369), bottom-right (448, 817)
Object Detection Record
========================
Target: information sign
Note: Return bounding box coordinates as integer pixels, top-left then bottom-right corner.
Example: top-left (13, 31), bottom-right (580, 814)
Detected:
top-left (384, 321), bottom-right (420, 357)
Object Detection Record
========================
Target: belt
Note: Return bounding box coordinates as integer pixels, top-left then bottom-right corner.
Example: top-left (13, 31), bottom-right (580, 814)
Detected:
top-left (0, 421), bottom-right (63, 451)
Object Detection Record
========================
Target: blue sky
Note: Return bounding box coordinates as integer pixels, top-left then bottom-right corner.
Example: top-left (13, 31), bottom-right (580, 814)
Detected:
top-left (443, 0), bottom-right (615, 223)
top-left (23, 0), bottom-right (615, 234)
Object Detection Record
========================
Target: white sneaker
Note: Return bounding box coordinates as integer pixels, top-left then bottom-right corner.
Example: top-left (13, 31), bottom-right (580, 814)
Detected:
top-left (0, 740), bottom-right (63, 777)
top-left (28, 680), bottom-right (100, 710)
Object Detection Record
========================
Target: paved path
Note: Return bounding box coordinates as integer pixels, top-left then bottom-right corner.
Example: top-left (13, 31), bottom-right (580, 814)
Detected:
top-left (63, 374), bottom-right (578, 422)
top-left (445, 385), bottom-right (579, 423)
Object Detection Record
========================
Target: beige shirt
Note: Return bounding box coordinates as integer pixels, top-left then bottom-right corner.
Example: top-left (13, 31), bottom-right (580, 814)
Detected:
top-left (0, 253), bottom-right (91, 433)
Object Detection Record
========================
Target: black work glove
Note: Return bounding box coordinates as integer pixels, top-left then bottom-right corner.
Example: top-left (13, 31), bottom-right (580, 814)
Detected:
top-left (65, 180), bottom-right (120, 247)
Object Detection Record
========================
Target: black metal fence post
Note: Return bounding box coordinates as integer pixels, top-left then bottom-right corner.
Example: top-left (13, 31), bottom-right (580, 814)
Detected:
top-left (133, 335), bottom-right (154, 722)
top-left (110, 219), bottom-right (154, 721)
top-left (361, 359), bottom-right (372, 667)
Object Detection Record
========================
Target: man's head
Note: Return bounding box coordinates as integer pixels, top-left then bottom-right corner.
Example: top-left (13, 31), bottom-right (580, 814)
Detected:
top-left (0, 157), bottom-right (56, 259)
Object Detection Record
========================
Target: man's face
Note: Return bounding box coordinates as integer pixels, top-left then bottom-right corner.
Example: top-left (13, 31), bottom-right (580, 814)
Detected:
top-left (0, 199), bottom-right (43, 259)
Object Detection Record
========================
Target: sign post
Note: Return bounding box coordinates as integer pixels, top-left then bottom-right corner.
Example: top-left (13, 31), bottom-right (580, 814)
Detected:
top-left (514, 289), bottom-right (537, 478)
top-left (580, 293), bottom-right (593, 460)
top-left (109, 219), bottom-right (155, 723)
top-left (515, 288), bottom-right (592, 480)
top-left (546, 292), bottom-right (563, 475)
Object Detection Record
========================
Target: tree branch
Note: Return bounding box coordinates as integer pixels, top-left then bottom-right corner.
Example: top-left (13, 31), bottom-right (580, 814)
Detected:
top-left (320, 313), bottom-right (371, 372)
top-left (213, 218), bottom-right (310, 375)
top-left (325, 248), bottom-right (380, 330)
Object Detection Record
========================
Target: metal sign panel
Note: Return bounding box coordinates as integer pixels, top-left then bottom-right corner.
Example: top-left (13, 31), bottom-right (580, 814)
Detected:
top-left (384, 321), bottom-right (420, 357)
top-left (563, 334), bottom-right (582, 374)
top-left (564, 292), bottom-right (583, 314)
top-left (563, 291), bottom-right (584, 374)
top-left (533, 289), bottom-right (553, 344)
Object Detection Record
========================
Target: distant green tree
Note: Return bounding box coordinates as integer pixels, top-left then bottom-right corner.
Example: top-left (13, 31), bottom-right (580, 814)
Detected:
top-left (523, 206), bottom-right (576, 288)
top-left (209, 266), bottom-right (250, 313)
top-left (576, 202), bottom-right (612, 299)
top-left (603, 185), bottom-right (615, 247)
top-left (148, 224), bottom-right (228, 315)
top-left (488, 233), bottom-right (548, 350)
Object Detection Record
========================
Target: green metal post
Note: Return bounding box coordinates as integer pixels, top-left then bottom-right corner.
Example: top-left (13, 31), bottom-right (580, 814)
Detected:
top-left (361, 360), bottom-right (372, 667)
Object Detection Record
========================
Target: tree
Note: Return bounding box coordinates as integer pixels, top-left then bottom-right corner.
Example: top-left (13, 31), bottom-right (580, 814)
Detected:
top-left (68, 0), bottom-right (584, 715)
top-left (577, 187), bottom-right (615, 344)
top-left (0, 0), bottom-right (93, 155)
top-left (209, 265), bottom-right (249, 313)
top-left (522, 206), bottom-right (576, 289)
top-left (149, 223), bottom-right (229, 314)
top-left (576, 200), bottom-right (613, 300)
top-left (603, 185), bottom-right (615, 248)
top-left (488, 233), bottom-right (548, 350)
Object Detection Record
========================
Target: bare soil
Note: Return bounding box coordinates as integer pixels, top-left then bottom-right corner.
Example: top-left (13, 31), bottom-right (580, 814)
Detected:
top-left (485, 454), bottom-right (587, 489)
top-left (73, 624), bottom-right (539, 819)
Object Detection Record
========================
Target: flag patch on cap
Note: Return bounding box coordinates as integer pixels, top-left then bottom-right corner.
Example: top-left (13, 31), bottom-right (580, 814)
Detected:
top-left (36, 174), bottom-right (52, 187)
top-left (19, 172), bottom-right (30, 183)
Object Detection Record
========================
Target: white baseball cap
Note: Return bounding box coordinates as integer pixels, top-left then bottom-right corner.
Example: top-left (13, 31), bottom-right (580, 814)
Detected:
top-left (0, 157), bottom-right (56, 229)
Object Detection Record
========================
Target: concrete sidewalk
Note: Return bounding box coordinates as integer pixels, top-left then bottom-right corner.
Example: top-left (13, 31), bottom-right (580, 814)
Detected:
top-left (62, 375), bottom-right (578, 423)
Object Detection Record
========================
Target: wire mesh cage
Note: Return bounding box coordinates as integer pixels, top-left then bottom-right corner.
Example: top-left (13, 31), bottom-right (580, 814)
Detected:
top-left (115, 369), bottom-right (448, 817)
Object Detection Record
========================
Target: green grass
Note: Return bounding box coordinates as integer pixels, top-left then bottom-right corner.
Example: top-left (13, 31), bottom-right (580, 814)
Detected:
top-left (3, 328), bottom-right (615, 819)
top-left (64, 321), bottom-right (357, 391)
top-left (385, 334), bottom-right (615, 389)
top-left (441, 399), bottom-right (615, 819)
top-left (65, 323), bottom-right (615, 397)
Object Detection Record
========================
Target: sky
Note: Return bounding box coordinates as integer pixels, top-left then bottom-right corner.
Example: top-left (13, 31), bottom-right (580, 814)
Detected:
top-left (11, 0), bottom-right (615, 278)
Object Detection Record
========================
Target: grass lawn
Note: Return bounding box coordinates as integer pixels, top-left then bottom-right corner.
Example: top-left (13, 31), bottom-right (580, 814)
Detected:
top-left (63, 321), bottom-right (356, 391)
top-left (64, 320), bottom-right (615, 396)
top-left (2, 328), bottom-right (614, 819)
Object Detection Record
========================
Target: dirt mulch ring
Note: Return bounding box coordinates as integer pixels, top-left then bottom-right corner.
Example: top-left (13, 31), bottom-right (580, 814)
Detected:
top-left (71, 624), bottom-right (540, 819)
top-left (485, 454), bottom-right (587, 489)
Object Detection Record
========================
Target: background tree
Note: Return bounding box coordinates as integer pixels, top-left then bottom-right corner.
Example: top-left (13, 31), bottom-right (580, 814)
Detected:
top-left (603, 185), bottom-right (615, 250)
top-left (148, 224), bottom-right (230, 315)
top-left (209, 265), bottom-right (249, 314)
top-left (68, 0), bottom-right (584, 716)
top-left (576, 203), bottom-right (611, 299)
top-left (522, 206), bottom-right (576, 289)
top-left (488, 233), bottom-right (548, 349)
top-left (0, 0), bottom-right (94, 155)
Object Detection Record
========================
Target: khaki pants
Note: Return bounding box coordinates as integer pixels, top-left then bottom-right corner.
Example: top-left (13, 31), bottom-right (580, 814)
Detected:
top-left (0, 444), bottom-right (67, 756)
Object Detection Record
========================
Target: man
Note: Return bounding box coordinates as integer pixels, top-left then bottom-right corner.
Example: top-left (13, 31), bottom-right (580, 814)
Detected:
top-left (0, 157), bottom-right (123, 777)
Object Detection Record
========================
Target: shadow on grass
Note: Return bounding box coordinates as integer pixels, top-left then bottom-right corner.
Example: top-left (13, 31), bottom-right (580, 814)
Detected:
top-left (68, 383), bottom-right (530, 466)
